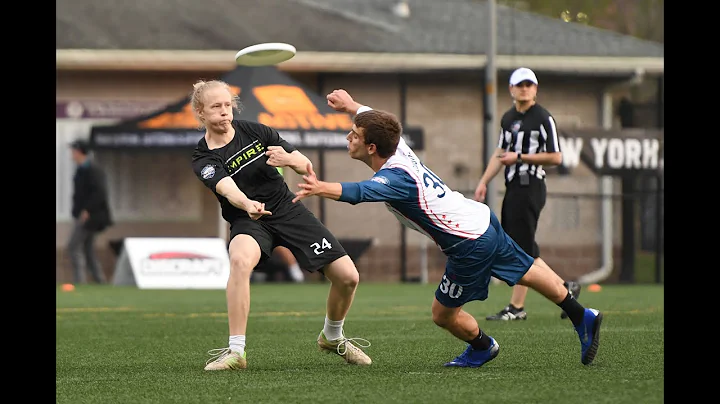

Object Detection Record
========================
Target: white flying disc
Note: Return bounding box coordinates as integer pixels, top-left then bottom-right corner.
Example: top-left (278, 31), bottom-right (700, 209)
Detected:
top-left (234, 43), bottom-right (297, 66)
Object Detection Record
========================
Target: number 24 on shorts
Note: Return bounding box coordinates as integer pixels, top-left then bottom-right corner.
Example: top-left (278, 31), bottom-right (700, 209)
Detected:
top-left (310, 238), bottom-right (333, 255)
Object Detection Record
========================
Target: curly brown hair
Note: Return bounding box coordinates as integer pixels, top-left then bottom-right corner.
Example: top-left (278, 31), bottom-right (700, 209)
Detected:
top-left (353, 110), bottom-right (403, 158)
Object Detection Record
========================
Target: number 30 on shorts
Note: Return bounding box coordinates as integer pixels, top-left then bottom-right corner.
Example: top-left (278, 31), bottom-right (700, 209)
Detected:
top-left (439, 275), bottom-right (463, 299)
top-left (310, 238), bottom-right (333, 255)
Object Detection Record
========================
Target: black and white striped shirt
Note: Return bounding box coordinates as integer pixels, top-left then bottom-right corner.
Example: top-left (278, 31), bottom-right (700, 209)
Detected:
top-left (498, 103), bottom-right (561, 182)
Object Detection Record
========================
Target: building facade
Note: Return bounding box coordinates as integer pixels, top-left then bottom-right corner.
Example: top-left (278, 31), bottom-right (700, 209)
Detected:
top-left (56, 66), bottom-right (648, 283)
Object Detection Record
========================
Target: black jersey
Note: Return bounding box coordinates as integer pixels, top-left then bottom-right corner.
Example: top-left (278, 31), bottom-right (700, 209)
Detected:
top-left (191, 119), bottom-right (297, 223)
top-left (498, 103), bottom-right (561, 182)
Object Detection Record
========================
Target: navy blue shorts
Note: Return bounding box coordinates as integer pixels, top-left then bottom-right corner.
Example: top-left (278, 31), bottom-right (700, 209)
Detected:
top-left (435, 211), bottom-right (535, 308)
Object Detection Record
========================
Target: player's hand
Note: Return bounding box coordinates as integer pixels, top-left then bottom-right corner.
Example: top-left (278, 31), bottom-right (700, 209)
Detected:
top-left (327, 89), bottom-right (362, 114)
top-left (265, 146), bottom-right (290, 167)
top-left (292, 163), bottom-right (319, 203)
top-left (474, 182), bottom-right (487, 202)
top-left (498, 152), bottom-right (520, 166)
top-left (243, 200), bottom-right (272, 220)
top-left (79, 210), bottom-right (90, 222)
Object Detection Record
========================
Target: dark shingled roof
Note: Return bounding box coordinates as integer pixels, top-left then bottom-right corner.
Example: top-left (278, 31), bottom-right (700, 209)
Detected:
top-left (56, 0), bottom-right (664, 57)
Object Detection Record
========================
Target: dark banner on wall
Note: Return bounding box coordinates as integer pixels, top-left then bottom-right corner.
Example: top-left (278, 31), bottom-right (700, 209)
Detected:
top-left (89, 65), bottom-right (424, 151)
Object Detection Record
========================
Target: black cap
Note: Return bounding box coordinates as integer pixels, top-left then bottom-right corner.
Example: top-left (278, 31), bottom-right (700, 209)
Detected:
top-left (69, 139), bottom-right (90, 155)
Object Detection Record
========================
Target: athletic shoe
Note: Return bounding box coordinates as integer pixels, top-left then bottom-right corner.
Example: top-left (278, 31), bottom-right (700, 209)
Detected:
top-left (317, 331), bottom-right (372, 365)
top-left (204, 347), bottom-right (247, 370)
top-left (568, 280), bottom-right (582, 298)
top-left (560, 281), bottom-right (582, 319)
top-left (443, 337), bottom-right (500, 368)
top-left (485, 305), bottom-right (527, 321)
top-left (575, 308), bottom-right (603, 365)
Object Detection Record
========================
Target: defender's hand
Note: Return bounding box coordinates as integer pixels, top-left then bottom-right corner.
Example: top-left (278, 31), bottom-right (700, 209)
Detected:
top-left (326, 89), bottom-right (361, 114)
top-left (292, 163), bottom-right (319, 203)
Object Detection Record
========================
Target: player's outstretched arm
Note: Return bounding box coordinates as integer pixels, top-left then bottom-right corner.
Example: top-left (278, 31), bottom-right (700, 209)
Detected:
top-left (285, 150), bottom-right (314, 175)
top-left (292, 163), bottom-right (342, 203)
top-left (293, 163), bottom-right (409, 206)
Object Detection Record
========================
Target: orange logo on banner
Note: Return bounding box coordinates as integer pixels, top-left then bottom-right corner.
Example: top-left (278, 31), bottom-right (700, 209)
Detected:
top-left (139, 86), bottom-right (242, 129)
top-left (254, 85), bottom-right (352, 131)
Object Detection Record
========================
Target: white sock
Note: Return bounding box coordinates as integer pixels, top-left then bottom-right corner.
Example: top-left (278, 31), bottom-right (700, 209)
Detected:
top-left (288, 263), bottom-right (304, 282)
top-left (323, 316), bottom-right (344, 341)
top-left (229, 335), bottom-right (246, 356)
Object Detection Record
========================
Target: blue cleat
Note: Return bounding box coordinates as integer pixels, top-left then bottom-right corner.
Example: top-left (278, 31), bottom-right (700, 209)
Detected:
top-left (443, 337), bottom-right (500, 368)
top-left (575, 308), bottom-right (603, 365)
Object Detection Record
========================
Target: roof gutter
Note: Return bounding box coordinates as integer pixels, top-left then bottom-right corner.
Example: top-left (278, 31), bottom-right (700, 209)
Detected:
top-left (56, 49), bottom-right (664, 75)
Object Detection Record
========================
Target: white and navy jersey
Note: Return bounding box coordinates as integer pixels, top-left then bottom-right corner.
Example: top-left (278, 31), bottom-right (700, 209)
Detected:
top-left (339, 137), bottom-right (491, 252)
top-left (498, 103), bottom-right (561, 182)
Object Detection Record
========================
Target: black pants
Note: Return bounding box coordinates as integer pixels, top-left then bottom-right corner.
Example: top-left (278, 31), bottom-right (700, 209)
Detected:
top-left (500, 176), bottom-right (546, 259)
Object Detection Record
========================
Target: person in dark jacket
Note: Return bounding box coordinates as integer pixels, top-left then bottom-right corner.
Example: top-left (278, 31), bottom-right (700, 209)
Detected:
top-left (67, 139), bottom-right (113, 284)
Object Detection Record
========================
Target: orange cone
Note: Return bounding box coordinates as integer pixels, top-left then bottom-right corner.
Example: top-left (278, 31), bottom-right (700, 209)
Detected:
top-left (588, 283), bottom-right (602, 292)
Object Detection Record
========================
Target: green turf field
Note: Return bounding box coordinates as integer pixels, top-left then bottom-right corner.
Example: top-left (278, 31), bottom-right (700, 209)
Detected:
top-left (56, 283), bottom-right (664, 404)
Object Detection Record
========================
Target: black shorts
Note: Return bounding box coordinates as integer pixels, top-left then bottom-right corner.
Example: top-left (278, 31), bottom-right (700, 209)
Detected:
top-left (228, 202), bottom-right (347, 272)
top-left (501, 176), bottom-right (546, 258)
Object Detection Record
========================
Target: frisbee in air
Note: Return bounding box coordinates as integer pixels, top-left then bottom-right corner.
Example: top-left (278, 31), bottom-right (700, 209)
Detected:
top-left (234, 43), bottom-right (297, 66)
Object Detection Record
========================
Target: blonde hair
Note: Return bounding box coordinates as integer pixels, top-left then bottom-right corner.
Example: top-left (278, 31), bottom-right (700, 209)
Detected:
top-left (190, 80), bottom-right (241, 129)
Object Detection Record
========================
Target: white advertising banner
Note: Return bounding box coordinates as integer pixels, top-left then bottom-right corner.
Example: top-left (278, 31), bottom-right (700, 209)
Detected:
top-left (113, 238), bottom-right (230, 289)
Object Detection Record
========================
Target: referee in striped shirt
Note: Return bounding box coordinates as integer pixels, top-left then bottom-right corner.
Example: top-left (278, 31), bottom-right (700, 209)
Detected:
top-left (474, 67), bottom-right (580, 321)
